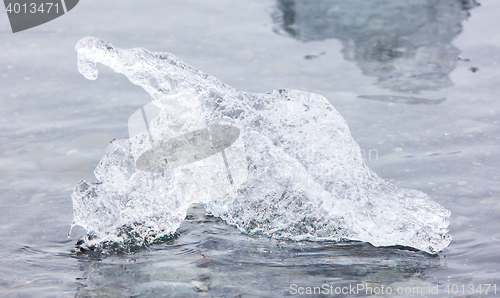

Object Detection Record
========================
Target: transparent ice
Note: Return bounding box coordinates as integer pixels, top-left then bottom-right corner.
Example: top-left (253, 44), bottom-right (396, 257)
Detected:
top-left (72, 37), bottom-right (451, 253)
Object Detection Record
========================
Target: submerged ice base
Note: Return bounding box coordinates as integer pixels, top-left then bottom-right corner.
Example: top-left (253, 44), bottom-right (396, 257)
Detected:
top-left (72, 36), bottom-right (451, 253)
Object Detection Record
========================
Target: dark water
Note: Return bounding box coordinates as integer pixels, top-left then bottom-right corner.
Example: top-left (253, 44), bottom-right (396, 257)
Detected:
top-left (1, 0), bottom-right (499, 297)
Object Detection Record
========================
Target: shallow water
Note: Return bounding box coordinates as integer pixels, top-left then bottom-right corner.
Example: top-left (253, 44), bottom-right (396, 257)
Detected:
top-left (1, 0), bottom-right (499, 297)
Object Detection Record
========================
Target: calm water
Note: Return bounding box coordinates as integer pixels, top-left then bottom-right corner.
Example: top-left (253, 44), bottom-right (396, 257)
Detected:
top-left (1, 0), bottom-right (499, 297)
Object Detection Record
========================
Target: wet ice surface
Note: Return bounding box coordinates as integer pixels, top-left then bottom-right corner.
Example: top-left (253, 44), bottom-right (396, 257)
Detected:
top-left (1, 0), bottom-right (500, 297)
top-left (72, 37), bottom-right (450, 253)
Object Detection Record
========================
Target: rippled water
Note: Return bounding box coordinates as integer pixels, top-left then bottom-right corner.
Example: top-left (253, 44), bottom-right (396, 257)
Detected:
top-left (1, 0), bottom-right (499, 297)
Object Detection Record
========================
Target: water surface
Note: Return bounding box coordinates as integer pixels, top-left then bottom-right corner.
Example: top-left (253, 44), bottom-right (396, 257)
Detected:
top-left (1, 0), bottom-right (499, 297)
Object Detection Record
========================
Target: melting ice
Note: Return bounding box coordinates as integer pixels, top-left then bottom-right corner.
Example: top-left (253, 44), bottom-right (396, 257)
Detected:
top-left (72, 36), bottom-right (451, 253)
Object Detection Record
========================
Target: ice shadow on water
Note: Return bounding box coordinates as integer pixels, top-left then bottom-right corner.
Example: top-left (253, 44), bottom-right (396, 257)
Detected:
top-left (74, 204), bottom-right (441, 297)
top-left (273, 0), bottom-right (479, 96)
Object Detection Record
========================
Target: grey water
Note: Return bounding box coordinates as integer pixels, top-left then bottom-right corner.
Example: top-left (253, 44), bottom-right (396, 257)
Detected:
top-left (0, 0), bottom-right (499, 297)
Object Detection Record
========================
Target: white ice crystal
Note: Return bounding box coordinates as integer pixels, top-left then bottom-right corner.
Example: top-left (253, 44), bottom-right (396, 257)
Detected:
top-left (72, 36), bottom-right (451, 253)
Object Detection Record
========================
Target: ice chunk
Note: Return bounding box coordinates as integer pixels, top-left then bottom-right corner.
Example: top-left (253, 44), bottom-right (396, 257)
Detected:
top-left (72, 37), bottom-right (451, 253)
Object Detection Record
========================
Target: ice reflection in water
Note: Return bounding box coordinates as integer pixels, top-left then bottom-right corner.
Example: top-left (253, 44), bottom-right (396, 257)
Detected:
top-left (76, 204), bottom-right (440, 297)
top-left (274, 0), bottom-right (479, 94)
